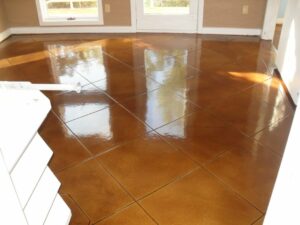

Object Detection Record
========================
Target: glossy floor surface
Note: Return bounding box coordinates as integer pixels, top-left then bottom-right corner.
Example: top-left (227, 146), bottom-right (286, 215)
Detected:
top-left (0, 33), bottom-right (295, 225)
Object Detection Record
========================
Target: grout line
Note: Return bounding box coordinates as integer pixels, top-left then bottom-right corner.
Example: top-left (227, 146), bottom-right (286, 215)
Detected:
top-left (93, 158), bottom-right (160, 225)
top-left (136, 167), bottom-right (200, 202)
top-left (91, 202), bottom-right (137, 225)
top-left (50, 110), bottom-right (94, 157)
top-left (202, 165), bottom-right (264, 214)
top-left (250, 214), bottom-right (265, 225)
top-left (101, 50), bottom-right (136, 69)
top-left (62, 193), bottom-right (92, 225)
top-left (135, 202), bottom-right (159, 225)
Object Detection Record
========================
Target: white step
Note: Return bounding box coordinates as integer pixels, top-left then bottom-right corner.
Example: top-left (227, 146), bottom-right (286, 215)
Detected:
top-left (0, 155), bottom-right (27, 225)
top-left (24, 167), bottom-right (60, 225)
top-left (11, 134), bottom-right (53, 208)
top-left (0, 89), bottom-right (51, 172)
top-left (44, 194), bottom-right (72, 225)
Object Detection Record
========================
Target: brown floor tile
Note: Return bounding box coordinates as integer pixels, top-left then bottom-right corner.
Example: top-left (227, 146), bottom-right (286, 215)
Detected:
top-left (4, 57), bottom-right (88, 85)
top-left (0, 64), bottom-right (26, 81)
top-left (253, 115), bottom-right (294, 155)
top-left (133, 34), bottom-right (180, 52)
top-left (94, 70), bottom-right (161, 102)
top-left (0, 37), bottom-right (47, 60)
top-left (1, 34), bottom-right (290, 224)
top-left (57, 159), bottom-right (133, 223)
top-left (0, 58), bottom-right (10, 68)
top-left (205, 138), bottom-right (281, 212)
top-left (120, 86), bottom-right (200, 129)
top-left (7, 50), bottom-right (51, 66)
top-left (66, 104), bottom-right (149, 155)
top-left (253, 216), bottom-right (265, 225)
top-left (253, 77), bottom-right (294, 111)
top-left (32, 34), bottom-right (89, 42)
top-left (39, 112), bottom-right (91, 173)
top-left (140, 169), bottom-right (261, 225)
top-left (182, 47), bottom-right (235, 72)
top-left (61, 194), bottom-right (90, 225)
top-left (201, 37), bottom-right (261, 57)
top-left (97, 132), bottom-right (197, 198)
top-left (105, 47), bottom-right (148, 68)
top-left (48, 41), bottom-right (102, 63)
top-left (107, 46), bottom-right (189, 69)
top-left (95, 204), bottom-right (156, 225)
top-left (137, 54), bottom-right (199, 85)
top-left (89, 38), bottom-right (137, 57)
top-left (166, 72), bottom-right (242, 108)
top-left (156, 110), bottom-right (248, 164)
top-left (69, 53), bottom-right (133, 83)
top-left (51, 83), bottom-right (115, 122)
top-left (208, 79), bottom-right (292, 136)
top-left (209, 62), bottom-right (271, 88)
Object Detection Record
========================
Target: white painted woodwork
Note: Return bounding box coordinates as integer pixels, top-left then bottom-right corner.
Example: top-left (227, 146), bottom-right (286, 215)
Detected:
top-left (275, 0), bottom-right (300, 104)
top-left (264, 98), bottom-right (300, 224)
top-left (44, 195), bottom-right (72, 225)
top-left (0, 87), bottom-right (71, 225)
top-left (24, 168), bottom-right (60, 225)
top-left (11, 134), bottom-right (53, 208)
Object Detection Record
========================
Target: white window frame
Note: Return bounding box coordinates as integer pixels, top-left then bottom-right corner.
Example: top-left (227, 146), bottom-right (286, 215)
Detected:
top-left (35, 0), bottom-right (104, 26)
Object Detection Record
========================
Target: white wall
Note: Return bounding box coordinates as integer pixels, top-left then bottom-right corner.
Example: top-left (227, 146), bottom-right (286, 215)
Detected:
top-left (264, 93), bottom-right (300, 225)
top-left (276, 0), bottom-right (300, 105)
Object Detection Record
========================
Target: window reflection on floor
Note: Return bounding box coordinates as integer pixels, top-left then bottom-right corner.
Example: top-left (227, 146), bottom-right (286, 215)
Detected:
top-left (143, 49), bottom-right (188, 138)
top-left (48, 44), bottom-right (105, 84)
top-left (65, 107), bottom-right (113, 140)
top-left (47, 44), bottom-right (112, 139)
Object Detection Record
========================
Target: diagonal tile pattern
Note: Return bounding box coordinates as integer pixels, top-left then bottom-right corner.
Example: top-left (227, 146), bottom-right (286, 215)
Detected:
top-left (0, 33), bottom-right (295, 225)
top-left (97, 132), bottom-right (198, 199)
top-left (140, 168), bottom-right (262, 225)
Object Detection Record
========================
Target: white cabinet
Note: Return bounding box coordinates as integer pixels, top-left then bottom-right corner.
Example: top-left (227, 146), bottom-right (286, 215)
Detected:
top-left (0, 88), bottom-right (71, 225)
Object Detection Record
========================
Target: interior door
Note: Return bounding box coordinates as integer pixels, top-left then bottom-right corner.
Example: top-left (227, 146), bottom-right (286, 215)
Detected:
top-left (136, 0), bottom-right (200, 32)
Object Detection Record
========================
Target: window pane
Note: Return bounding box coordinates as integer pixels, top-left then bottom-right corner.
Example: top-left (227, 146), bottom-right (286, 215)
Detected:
top-left (45, 0), bottom-right (98, 18)
top-left (144, 0), bottom-right (190, 15)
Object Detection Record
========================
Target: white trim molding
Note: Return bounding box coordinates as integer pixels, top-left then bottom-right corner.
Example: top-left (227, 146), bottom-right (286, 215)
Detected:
top-left (0, 29), bottom-right (11, 43)
top-left (35, 0), bottom-right (104, 26)
top-left (130, 0), bottom-right (137, 32)
top-left (199, 27), bottom-right (262, 36)
top-left (6, 26), bottom-right (262, 36)
top-left (136, 28), bottom-right (196, 34)
top-left (10, 26), bottom-right (135, 34)
top-left (261, 0), bottom-right (281, 40)
top-left (197, 0), bottom-right (204, 32)
top-left (3, 26), bottom-right (262, 38)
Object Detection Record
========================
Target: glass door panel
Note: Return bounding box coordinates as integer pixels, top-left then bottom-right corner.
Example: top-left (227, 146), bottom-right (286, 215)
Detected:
top-left (137, 0), bottom-right (199, 32)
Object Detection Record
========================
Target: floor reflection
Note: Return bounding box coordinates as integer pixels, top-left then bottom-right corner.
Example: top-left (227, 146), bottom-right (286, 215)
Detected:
top-left (66, 107), bottom-right (113, 140)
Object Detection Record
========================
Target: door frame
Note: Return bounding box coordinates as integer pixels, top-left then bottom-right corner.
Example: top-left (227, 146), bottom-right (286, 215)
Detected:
top-left (131, 0), bottom-right (204, 33)
top-left (261, 0), bottom-right (281, 40)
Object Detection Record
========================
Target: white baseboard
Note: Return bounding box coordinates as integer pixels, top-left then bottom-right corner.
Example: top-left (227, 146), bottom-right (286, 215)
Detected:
top-left (10, 26), bottom-right (136, 34)
top-left (0, 29), bottom-right (11, 42)
top-left (199, 27), bottom-right (262, 36)
top-left (2, 26), bottom-right (262, 40)
top-left (137, 29), bottom-right (195, 34)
